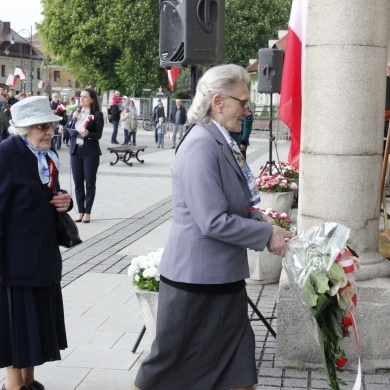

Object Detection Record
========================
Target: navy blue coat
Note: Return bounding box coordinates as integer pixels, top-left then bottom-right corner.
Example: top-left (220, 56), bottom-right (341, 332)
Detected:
top-left (0, 137), bottom-right (64, 286)
top-left (65, 111), bottom-right (104, 156)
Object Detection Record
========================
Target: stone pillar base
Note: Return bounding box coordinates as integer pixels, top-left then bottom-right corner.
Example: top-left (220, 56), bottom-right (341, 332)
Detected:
top-left (276, 269), bottom-right (390, 373)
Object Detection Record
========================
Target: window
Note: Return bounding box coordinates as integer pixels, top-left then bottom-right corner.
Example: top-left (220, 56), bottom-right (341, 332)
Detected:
top-left (37, 68), bottom-right (41, 80)
top-left (54, 70), bottom-right (60, 82)
top-left (1, 65), bottom-right (5, 77)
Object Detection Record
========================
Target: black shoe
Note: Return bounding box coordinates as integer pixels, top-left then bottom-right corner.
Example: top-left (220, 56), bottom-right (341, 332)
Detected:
top-left (171, 146), bottom-right (176, 149)
top-left (75, 213), bottom-right (84, 222)
top-left (27, 380), bottom-right (45, 390)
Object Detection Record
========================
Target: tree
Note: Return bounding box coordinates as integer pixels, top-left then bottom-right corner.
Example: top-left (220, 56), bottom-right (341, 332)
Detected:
top-left (38, 0), bottom-right (167, 94)
top-left (38, 0), bottom-right (291, 94)
top-left (225, 0), bottom-right (291, 67)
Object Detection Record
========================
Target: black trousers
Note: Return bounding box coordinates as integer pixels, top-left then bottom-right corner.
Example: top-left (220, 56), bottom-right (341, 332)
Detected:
top-left (70, 150), bottom-right (100, 214)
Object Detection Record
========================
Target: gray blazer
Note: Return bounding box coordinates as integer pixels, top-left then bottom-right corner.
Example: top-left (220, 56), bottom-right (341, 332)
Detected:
top-left (159, 121), bottom-right (272, 284)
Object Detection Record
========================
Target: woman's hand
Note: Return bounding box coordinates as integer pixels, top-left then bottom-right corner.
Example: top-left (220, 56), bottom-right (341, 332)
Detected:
top-left (261, 213), bottom-right (275, 225)
top-left (51, 192), bottom-right (72, 212)
top-left (79, 129), bottom-right (89, 138)
top-left (266, 225), bottom-right (292, 257)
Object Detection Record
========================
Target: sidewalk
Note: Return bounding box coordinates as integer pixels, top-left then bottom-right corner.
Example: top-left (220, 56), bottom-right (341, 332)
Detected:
top-left (1, 126), bottom-right (389, 389)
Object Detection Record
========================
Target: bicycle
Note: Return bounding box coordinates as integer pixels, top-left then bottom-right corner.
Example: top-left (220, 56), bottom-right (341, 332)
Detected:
top-left (142, 117), bottom-right (153, 131)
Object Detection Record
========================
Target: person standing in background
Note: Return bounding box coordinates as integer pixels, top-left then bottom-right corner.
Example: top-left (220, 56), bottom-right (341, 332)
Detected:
top-left (120, 107), bottom-right (131, 145)
top-left (170, 99), bottom-right (187, 149)
top-left (7, 89), bottom-right (18, 105)
top-left (50, 93), bottom-right (67, 150)
top-left (129, 113), bottom-right (138, 146)
top-left (0, 93), bottom-right (11, 143)
top-left (152, 99), bottom-right (165, 143)
top-left (65, 88), bottom-right (104, 223)
top-left (110, 93), bottom-right (121, 144)
top-left (18, 92), bottom-right (27, 101)
top-left (156, 116), bottom-right (167, 148)
top-left (230, 110), bottom-right (253, 159)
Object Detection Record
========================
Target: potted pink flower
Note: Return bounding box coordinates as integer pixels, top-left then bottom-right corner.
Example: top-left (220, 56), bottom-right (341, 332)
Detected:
top-left (256, 171), bottom-right (297, 213)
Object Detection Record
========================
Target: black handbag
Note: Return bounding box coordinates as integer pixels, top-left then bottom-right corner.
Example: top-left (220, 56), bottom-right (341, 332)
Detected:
top-left (56, 211), bottom-right (82, 248)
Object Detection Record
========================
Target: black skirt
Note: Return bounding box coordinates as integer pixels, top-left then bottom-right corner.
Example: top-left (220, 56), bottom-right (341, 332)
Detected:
top-left (135, 280), bottom-right (257, 390)
top-left (0, 283), bottom-right (67, 369)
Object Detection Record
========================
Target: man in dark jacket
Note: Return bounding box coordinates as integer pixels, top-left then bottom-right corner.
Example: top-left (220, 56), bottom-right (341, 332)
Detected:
top-left (110, 100), bottom-right (121, 144)
top-left (153, 100), bottom-right (165, 143)
top-left (0, 93), bottom-right (11, 142)
top-left (170, 99), bottom-right (187, 149)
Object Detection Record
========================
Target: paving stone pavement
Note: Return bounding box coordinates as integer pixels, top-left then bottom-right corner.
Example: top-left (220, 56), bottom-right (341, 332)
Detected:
top-left (1, 124), bottom-right (389, 389)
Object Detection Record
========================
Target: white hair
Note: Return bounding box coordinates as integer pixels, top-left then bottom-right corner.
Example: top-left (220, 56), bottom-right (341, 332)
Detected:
top-left (187, 64), bottom-right (250, 124)
top-left (8, 125), bottom-right (29, 136)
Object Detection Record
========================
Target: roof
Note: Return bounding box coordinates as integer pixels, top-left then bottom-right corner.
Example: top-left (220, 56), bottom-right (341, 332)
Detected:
top-left (0, 20), bottom-right (44, 60)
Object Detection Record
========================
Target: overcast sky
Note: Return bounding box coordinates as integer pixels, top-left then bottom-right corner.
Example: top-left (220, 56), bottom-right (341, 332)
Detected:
top-left (2, 0), bottom-right (44, 35)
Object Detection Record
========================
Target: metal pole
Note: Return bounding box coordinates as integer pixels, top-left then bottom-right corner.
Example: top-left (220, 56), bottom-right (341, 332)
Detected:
top-left (20, 41), bottom-right (23, 93)
top-left (30, 26), bottom-right (33, 95)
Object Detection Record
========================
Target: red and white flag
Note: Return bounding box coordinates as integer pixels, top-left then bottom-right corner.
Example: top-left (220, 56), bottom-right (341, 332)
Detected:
top-left (57, 103), bottom-right (66, 113)
top-left (279, 0), bottom-right (308, 168)
top-left (5, 74), bottom-right (17, 87)
top-left (166, 68), bottom-right (181, 90)
top-left (14, 67), bottom-right (26, 80)
top-left (38, 80), bottom-right (46, 89)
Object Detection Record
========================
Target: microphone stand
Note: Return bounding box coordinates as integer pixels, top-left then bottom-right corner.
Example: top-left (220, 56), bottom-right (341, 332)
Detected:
top-left (260, 93), bottom-right (281, 175)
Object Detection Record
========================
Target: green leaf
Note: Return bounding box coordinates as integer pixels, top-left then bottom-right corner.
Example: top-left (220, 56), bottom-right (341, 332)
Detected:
top-left (327, 262), bottom-right (347, 283)
top-left (310, 293), bottom-right (332, 319)
top-left (300, 278), bottom-right (319, 307)
top-left (310, 268), bottom-right (331, 294)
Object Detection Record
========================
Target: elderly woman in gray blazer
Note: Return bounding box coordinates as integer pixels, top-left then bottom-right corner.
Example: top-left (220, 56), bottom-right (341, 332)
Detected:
top-left (133, 64), bottom-right (291, 390)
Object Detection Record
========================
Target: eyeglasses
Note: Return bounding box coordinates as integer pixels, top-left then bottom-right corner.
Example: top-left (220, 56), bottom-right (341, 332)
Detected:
top-left (223, 95), bottom-right (250, 110)
top-left (35, 122), bottom-right (58, 131)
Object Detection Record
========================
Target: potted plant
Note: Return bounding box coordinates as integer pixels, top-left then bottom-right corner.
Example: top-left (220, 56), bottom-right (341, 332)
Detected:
top-left (128, 248), bottom-right (163, 341)
top-left (247, 208), bottom-right (294, 284)
top-left (256, 171), bottom-right (297, 214)
top-left (278, 162), bottom-right (299, 180)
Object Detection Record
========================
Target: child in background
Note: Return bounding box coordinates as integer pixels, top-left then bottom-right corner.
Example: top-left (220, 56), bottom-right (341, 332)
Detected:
top-left (120, 107), bottom-right (131, 145)
top-left (129, 114), bottom-right (138, 146)
top-left (156, 116), bottom-right (166, 149)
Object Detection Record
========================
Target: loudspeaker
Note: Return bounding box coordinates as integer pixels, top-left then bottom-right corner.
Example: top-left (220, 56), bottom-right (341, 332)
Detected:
top-left (159, 0), bottom-right (225, 68)
top-left (257, 49), bottom-right (284, 93)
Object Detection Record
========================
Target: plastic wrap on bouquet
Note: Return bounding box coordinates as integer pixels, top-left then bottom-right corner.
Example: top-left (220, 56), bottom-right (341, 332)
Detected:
top-left (283, 222), bottom-right (361, 390)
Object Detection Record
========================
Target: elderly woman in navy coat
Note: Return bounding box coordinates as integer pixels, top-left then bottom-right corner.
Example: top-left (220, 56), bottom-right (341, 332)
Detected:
top-left (65, 88), bottom-right (104, 223)
top-left (133, 64), bottom-right (292, 390)
top-left (0, 96), bottom-right (72, 390)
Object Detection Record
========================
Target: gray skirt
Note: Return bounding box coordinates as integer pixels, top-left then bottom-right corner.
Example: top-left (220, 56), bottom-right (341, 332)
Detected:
top-left (135, 281), bottom-right (257, 390)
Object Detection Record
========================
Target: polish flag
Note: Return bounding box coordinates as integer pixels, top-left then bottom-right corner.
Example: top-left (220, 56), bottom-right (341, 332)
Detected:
top-left (57, 103), bottom-right (66, 113)
top-left (14, 67), bottom-right (26, 80)
top-left (38, 80), bottom-right (46, 89)
top-left (279, 0), bottom-right (308, 168)
top-left (166, 68), bottom-right (181, 90)
top-left (5, 74), bottom-right (17, 86)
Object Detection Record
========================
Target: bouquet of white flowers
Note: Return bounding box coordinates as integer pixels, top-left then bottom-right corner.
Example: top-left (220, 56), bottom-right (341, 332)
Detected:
top-left (284, 223), bottom-right (361, 390)
top-left (128, 248), bottom-right (164, 292)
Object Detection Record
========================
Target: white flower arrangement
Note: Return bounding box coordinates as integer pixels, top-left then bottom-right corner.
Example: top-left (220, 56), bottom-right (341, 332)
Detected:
top-left (128, 248), bottom-right (164, 292)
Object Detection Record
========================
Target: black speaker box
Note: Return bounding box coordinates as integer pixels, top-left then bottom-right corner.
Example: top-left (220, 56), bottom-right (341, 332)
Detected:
top-left (159, 0), bottom-right (225, 68)
top-left (257, 49), bottom-right (284, 93)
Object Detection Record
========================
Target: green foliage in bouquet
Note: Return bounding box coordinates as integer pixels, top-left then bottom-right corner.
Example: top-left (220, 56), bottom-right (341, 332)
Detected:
top-left (283, 223), bottom-right (360, 390)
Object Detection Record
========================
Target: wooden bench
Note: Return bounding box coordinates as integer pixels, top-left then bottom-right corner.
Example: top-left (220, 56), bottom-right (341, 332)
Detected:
top-left (107, 145), bottom-right (147, 166)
